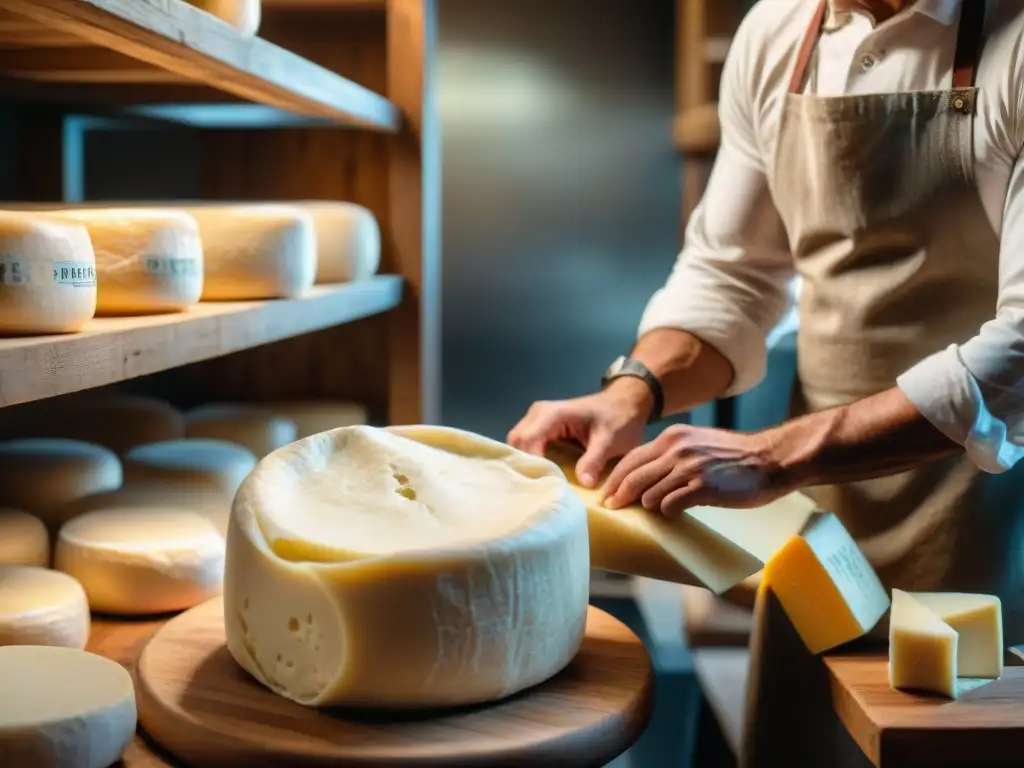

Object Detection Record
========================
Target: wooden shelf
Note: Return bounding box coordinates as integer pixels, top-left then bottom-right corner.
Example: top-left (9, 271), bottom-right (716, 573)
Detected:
top-left (0, 276), bottom-right (403, 409)
top-left (0, 0), bottom-right (399, 128)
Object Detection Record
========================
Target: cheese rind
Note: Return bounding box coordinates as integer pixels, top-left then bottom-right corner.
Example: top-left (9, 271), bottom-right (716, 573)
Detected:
top-left (889, 589), bottom-right (958, 698)
top-left (55, 507), bottom-right (225, 615)
top-left (0, 645), bottom-right (136, 768)
top-left (299, 201), bottom-right (381, 283)
top-left (123, 438), bottom-right (257, 498)
top-left (266, 400), bottom-right (369, 439)
top-left (186, 0), bottom-right (261, 36)
top-left (185, 403), bottom-right (298, 458)
top-left (224, 424), bottom-right (590, 708)
top-left (0, 211), bottom-right (96, 334)
top-left (0, 509), bottom-right (50, 567)
top-left (0, 439), bottom-right (123, 533)
top-left (0, 565), bottom-right (90, 648)
top-left (184, 204), bottom-right (316, 300)
top-left (763, 512), bottom-right (890, 654)
top-left (548, 443), bottom-right (816, 592)
top-left (0, 394), bottom-right (186, 455)
top-left (903, 592), bottom-right (1003, 680)
top-left (45, 209), bottom-right (203, 315)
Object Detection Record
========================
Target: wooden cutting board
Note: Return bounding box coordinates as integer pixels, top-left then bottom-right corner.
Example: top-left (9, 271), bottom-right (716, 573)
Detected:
top-left (135, 598), bottom-right (654, 767)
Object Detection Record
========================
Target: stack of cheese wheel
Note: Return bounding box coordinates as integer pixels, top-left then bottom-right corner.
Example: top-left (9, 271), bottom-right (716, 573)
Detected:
top-left (0, 211), bottom-right (97, 335)
top-left (184, 403), bottom-right (298, 458)
top-left (123, 438), bottom-right (258, 498)
top-left (186, 0), bottom-right (261, 37)
top-left (0, 509), bottom-right (50, 567)
top-left (298, 201), bottom-right (381, 283)
top-left (55, 505), bottom-right (226, 616)
top-left (266, 399), bottom-right (370, 439)
top-left (0, 644), bottom-right (137, 768)
top-left (43, 209), bottom-right (204, 316)
top-left (224, 424), bottom-right (590, 708)
top-left (182, 204), bottom-right (317, 300)
top-left (0, 438), bottom-right (123, 534)
top-left (0, 393), bottom-right (186, 455)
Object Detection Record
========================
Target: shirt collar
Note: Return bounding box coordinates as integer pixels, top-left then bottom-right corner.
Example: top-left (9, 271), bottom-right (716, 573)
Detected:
top-left (826, 0), bottom-right (961, 26)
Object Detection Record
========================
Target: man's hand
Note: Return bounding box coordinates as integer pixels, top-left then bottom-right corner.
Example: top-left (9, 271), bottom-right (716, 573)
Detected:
top-left (601, 423), bottom-right (792, 515)
top-left (507, 378), bottom-right (652, 487)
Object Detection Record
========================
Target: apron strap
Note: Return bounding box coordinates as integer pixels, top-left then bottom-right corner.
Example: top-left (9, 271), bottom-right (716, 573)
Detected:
top-left (788, 0), bottom-right (987, 95)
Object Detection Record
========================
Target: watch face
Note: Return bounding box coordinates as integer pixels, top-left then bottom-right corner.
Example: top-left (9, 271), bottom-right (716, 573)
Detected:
top-left (602, 355), bottom-right (627, 382)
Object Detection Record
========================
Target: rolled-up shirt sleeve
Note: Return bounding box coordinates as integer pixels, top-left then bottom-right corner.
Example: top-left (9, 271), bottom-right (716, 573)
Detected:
top-left (897, 156), bottom-right (1024, 474)
top-left (639, 13), bottom-right (795, 397)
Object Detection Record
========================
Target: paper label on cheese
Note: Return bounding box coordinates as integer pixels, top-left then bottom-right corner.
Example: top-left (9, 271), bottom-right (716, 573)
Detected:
top-left (52, 261), bottom-right (96, 288)
top-left (0, 257), bottom-right (26, 286)
top-left (144, 255), bottom-right (201, 278)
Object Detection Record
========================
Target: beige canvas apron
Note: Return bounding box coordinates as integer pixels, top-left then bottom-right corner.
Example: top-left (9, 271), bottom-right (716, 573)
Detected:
top-left (739, 2), bottom-right (1024, 765)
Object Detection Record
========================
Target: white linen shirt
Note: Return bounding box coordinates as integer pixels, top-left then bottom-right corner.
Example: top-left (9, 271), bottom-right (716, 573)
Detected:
top-left (640, 0), bottom-right (1024, 473)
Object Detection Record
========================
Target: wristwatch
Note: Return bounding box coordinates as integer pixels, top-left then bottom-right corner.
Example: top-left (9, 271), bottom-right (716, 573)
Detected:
top-left (601, 356), bottom-right (664, 423)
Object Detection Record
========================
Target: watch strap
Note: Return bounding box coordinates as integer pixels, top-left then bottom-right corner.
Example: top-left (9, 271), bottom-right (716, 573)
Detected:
top-left (602, 359), bottom-right (664, 423)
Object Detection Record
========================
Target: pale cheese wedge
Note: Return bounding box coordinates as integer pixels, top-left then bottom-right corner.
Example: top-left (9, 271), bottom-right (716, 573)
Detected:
top-left (225, 424), bottom-right (589, 709)
top-left (763, 511), bottom-right (890, 654)
top-left (547, 442), bottom-right (817, 593)
top-left (909, 592), bottom-right (1003, 679)
top-left (889, 589), bottom-right (958, 698)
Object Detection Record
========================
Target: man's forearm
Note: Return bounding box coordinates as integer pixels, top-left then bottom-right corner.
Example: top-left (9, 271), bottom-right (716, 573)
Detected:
top-left (767, 387), bottom-right (963, 488)
top-left (627, 328), bottom-right (734, 417)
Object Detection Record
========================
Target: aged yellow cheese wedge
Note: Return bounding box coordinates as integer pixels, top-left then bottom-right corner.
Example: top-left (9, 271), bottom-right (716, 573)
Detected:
top-left (225, 425), bottom-right (589, 708)
top-left (889, 588), bottom-right (958, 698)
top-left (763, 511), bottom-right (890, 653)
top-left (0, 645), bottom-right (136, 768)
top-left (0, 565), bottom-right (90, 648)
top-left (0, 509), bottom-right (49, 567)
top-left (547, 442), bottom-right (817, 593)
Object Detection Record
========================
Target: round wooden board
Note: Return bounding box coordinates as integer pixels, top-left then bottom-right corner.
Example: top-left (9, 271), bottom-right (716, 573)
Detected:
top-left (136, 598), bottom-right (653, 767)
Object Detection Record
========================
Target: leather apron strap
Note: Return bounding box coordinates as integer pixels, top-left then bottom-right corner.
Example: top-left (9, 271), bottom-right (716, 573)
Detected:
top-left (787, 0), bottom-right (987, 95)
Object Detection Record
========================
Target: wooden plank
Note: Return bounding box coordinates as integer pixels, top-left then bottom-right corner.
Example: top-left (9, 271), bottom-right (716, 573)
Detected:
top-left (386, 0), bottom-right (440, 424)
top-left (826, 654), bottom-right (1024, 767)
top-left (0, 0), bottom-right (399, 128)
top-left (0, 276), bottom-right (403, 408)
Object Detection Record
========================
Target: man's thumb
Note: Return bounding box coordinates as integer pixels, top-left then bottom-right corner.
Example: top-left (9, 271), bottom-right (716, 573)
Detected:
top-left (576, 430), bottom-right (613, 488)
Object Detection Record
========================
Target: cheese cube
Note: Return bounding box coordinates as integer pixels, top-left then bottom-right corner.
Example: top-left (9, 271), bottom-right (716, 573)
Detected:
top-left (889, 589), bottom-right (958, 698)
top-left (902, 592), bottom-right (1003, 680)
top-left (763, 511), bottom-right (890, 653)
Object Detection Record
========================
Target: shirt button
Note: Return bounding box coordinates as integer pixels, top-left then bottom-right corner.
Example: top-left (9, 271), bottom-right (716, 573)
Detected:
top-left (860, 54), bottom-right (878, 70)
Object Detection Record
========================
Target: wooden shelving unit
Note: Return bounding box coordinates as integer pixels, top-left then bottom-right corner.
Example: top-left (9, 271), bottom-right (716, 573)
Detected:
top-left (0, 0), bottom-right (440, 425)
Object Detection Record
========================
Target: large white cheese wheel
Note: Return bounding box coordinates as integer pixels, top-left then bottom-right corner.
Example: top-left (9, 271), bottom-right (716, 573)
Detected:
top-left (0, 393), bottom-right (186, 455)
top-left (56, 507), bottom-right (225, 615)
top-left (298, 201), bottom-right (381, 283)
top-left (0, 645), bottom-right (136, 767)
top-left (0, 211), bottom-right (96, 335)
top-left (186, 0), bottom-right (260, 37)
top-left (46, 209), bottom-right (203, 315)
top-left (57, 485), bottom-right (232, 538)
top-left (184, 403), bottom-right (298, 458)
top-left (224, 424), bottom-right (589, 709)
top-left (267, 399), bottom-right (369, 439)
top-left (123, 438), bottom-right (257, 498)
top-left (0, 439), bottom-right (123, 533)
top-left (184, 204), bottom-right (316, 300)
top-left (0, 509), bottom-right (49, 567)
top-left (0, 565), bottom-right (90, 648)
